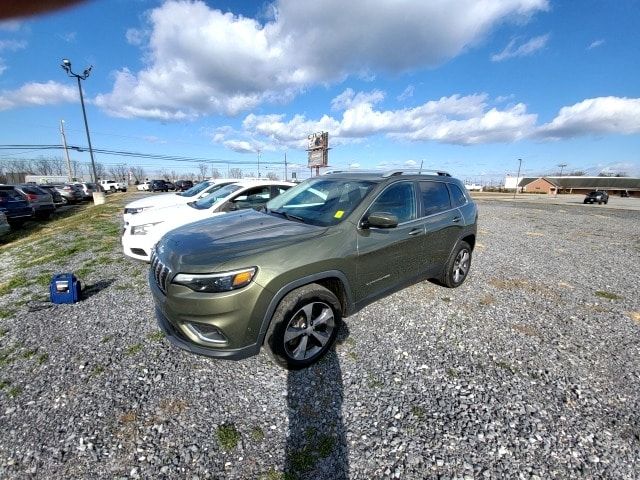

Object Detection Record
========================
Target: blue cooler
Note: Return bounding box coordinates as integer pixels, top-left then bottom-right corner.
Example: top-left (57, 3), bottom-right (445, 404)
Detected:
top-left (49, 273), bottom-right (82, 304)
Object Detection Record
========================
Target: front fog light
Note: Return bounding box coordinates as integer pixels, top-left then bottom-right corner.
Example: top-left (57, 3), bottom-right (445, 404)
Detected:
top-left (173, 267), bottom-right (257, 293)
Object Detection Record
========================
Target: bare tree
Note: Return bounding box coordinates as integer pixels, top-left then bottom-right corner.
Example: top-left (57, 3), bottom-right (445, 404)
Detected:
top-left (567, 170), bottom-right (585, 176)
top-left (198, 163), bottom-right (208, 181)
top-left (170, 170), bottom-right (178, 182)
top-left (33, 156), bottom-right (54, 175)
top-left (266, 171), bottom-right (279, 180)
top-left (229, 168), bottom-right (243, 179)
top-left (50, 156), bottom-right (66, 175)
top-left (94, 162), bottom-right (106, 180)
top-left (130, 166), bottom-right (146, 183)
top-left (109, 164), bottom-right (129, 182)
top-left (211, 167), bottom-right (221, 179)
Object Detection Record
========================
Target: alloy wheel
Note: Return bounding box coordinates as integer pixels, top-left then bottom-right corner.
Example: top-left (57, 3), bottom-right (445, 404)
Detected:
top-left (283, 302), bottom-right (335, 361)
top-left (453, 248), bottom-right (470, 284)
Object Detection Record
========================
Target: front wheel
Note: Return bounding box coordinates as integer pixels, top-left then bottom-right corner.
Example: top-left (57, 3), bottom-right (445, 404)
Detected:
top-left (440, 240), bottom-right (472, 288)
top-left (265, 284), bottom-right (341, 369)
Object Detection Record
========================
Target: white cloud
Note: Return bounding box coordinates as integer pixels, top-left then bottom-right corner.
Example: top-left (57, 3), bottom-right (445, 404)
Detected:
top-left (223, 139), bottom-right (262, 153)
top-left (125, 28), bottom-right (146, 46)
top-left (97, 0), bottom-right (549, 119)
top-left (0, 39), bottom-right (27, 52)
top-left (587, 39), bottom-right (605, 50)
top-left (491, 33), bottom-right (549, 62)
top-left (0, 81), bottom-right (77, 111)
top-left (331, 88), bottom-right (385, 111)
top-left (537, 97), bottom-right (640, 139)
top-left (58, 32), bottom-right (76, 43)
top-left (0, 20), bottom-right (23, 32)
top-left (397, 85), bottom-right (415, 102)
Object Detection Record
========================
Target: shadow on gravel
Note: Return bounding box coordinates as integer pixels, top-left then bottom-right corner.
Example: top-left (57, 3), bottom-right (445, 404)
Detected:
top-left (82, 279), bottom-right (115, 299)
top-left (285, 323), bottom-right (349, 479)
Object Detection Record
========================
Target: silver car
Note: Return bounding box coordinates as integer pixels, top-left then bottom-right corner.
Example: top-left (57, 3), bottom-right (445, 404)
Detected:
top-left (73, 182), bottom-right (100, 201)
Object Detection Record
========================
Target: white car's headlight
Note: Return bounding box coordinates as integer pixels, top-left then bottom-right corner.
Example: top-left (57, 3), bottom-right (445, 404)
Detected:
top-left (131, 222), bottom-right (162, 235)
top-left (125, 206), bottom-right (152, 215)
top-left (173, 267), bottom-right (257, 293)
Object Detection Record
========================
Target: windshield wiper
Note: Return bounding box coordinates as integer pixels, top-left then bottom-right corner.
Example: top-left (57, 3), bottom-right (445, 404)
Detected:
top-left (268, 208), bottom-right (306, 223)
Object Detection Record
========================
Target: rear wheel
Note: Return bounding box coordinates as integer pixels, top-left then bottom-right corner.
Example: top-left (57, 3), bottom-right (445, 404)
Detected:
top-left (440, 240), bottom-right (472, 288)
top-left (265, 284), bottom-right (341, 369)
top-left (110, 186), bottom-right (116, 192)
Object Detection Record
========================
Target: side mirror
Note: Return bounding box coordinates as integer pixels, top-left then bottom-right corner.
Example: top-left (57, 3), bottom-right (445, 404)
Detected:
top-left (363, 212), bottom-right (398, 229)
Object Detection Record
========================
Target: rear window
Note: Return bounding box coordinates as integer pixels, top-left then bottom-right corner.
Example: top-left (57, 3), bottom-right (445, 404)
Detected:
top-left (0, 188), bottom-right (24, 200)
top-left (419, 181), bottom-right (451, 216)
top-left (447, 184), bottom-right (468, 208)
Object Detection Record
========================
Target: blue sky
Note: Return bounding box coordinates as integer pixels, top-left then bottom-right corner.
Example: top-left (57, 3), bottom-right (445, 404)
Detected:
top-left (0, 0), bottom-right (639, 182)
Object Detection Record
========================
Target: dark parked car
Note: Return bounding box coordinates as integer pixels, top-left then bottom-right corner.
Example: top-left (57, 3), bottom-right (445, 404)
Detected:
top-left (0, 185), bottom-right (33, 226)
top-left (15, 184), bottom-right (55, 219)
top-left (174, 180), bottom-right (193, 192)
top-left (584, 191), bottom-right (609, 204)
top-left (165, 181), bottom-right (176, 191)
top-left (150, 170), bottom-right (478, 369)
top-left (39, 185), bottom-right (65, 208)
top-left (150, 179), bottom-right (169, 192)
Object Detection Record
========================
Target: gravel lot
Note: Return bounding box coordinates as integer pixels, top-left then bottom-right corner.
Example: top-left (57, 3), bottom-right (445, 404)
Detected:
top-left (1, 195), bottom-right (639, 479)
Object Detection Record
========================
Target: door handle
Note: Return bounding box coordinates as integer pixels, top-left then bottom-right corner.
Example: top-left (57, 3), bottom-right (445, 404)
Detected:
top-left (409, 228), bottom-right (422, 236)
top-left (452, 216), bottom-right (461, 223)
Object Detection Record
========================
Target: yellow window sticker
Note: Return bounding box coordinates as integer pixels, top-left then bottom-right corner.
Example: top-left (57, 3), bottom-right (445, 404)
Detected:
top-left (334, 210), bottom-right (344, 219)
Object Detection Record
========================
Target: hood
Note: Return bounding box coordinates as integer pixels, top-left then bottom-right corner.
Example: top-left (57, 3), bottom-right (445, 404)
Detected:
top-left (156, 209), bottom-right (325, 272)
top-left (125, 192), bottom-right (190, 210)
top-left (128, 202), bottom-right (205, 227)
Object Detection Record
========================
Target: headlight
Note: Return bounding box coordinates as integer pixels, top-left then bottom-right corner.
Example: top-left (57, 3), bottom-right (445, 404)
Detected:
top-left (131, 222), bottom-right (162, 235)
top-left (173, 267), bottom-right (257, 293)
top-left (125, 206), bottom-right (151, 215)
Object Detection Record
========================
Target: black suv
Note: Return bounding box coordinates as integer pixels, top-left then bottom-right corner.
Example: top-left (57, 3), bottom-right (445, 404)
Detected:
top-left (150, 180), bottom-right (169, 192)
top-left (150, 170), bottom-right (478, 368)
top-left (175, 180), bottom-right (194, 192)
top-left (584, 191), bottom-right (609, 204)
top-left (0, 185), bottom-right (33, 225)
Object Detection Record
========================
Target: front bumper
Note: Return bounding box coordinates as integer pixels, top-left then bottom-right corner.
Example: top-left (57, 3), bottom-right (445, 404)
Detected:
top-left (149, 267), bottom-right (270, 361)
top-left (121, 231), bottom-right (155, 261)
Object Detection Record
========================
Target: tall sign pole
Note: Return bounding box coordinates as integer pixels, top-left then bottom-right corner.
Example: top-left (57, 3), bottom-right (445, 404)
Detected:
top-left (513, 158), bottom-right (522, 199)
top-left (60, 120), bottom-right (73, 181)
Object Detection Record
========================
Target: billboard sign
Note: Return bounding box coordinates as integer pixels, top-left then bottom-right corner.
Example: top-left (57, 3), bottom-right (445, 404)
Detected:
top-left (307, 131), bottom-right (329, 168)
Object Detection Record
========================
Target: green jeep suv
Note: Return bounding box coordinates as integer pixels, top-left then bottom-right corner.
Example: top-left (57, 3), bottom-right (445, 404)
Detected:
top-left (149, 170), bottom-right (478, 369)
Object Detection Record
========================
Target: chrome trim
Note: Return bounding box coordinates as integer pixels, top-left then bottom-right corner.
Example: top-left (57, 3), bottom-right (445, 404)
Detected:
top-left (150, 252), bottom-right (172, 294)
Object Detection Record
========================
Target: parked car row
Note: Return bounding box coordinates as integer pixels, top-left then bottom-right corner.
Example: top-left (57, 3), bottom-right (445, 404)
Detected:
top-left (0, 182), bottom-right (99, 236)
top-left (136, 179), bottom-right (193, 192)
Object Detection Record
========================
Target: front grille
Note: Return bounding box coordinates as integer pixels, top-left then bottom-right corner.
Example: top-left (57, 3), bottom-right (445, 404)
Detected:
top-left (150, 252), bottom-right (171, 294)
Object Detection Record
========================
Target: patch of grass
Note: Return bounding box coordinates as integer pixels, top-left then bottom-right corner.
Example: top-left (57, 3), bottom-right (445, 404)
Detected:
top-left (347, 351), bottom-right (358, 361)
top-left (367, 375), bottom-right (383, 388)
top-left (0, 308), bottom-right (15, 319)
top-left (446, 367), bottom-right (459, 378)
top-left (259, 469), bottom-right (294, 480)
top-left (316, 435), bottom-right (335, 458)
top-left (0, 345), bottom-right (18, 367)
top-left (0, 276), bottom-right (28, 296)
top-left (595, 290), bottom-right (622, 301)
top-left (289, 447), bottom-right (315, 472)
top-left (7, 385), bottom-right (22, 398)
top-left (147, 330), bottom-right (165, 342)
top-left (37, 352), bottom-right (49, 365)
top-left (217, 424), bottom-right (240, 451)
top-left (126, 343), bottom-right (143, 355)
top-left (100, 334), bottom-right (113, 344)
top-left (91, 365), bottom-right (105, 376)
top-left (411, 406), bottom-right (425, 419)
top-left (33, 272), bottom-right (53, 287)
top-left (250, 426), bottom-right (265, 442)
top-left (75, 265), bottom-right (95, 279)
top-left (0, 326), bottom-right (8, 337)
top-left (21, 348), bottom-right (38, 360)
top-left (0, 379), bottom-right (9, 390)
top-left (494, 360), bottom-right (519, 374)
top-left (441, 296), bottom-right (452, 303)
top-left (119, 411), bottom-right (137, 423)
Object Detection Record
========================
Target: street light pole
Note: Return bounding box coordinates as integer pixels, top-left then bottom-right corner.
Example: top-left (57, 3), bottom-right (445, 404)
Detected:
top-left (513, 158), bottom-right (522, 199)
top-left (61, 58), bottom-right (98, 185)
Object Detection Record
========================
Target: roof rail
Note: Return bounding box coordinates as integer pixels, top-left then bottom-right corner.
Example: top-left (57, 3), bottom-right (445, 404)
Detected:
top-left (382, 169), bottom-right (451, 177)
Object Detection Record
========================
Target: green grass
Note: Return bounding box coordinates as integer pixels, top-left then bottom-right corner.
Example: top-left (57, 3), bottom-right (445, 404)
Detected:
top-left (316, 435), bottom-right (335, 458)
top-left (217, 424), bottom-right (240, 451)
top-left (0, 326), bottom-right (8, 337)
top-left (0, 276), bottom-right (28, 296)
top-left (289, 447), bottom-right (314, 472)
top-left (0, 309), bottom-right (15, 319)
top-left (100, 334), bottom-right (114, 344)
top-left (91, 365), bottom-right (105, 376)
top-left (126, 343), bottom-right (143, 355)
top-left (595, 290), bottom-right (623, 300)
top-left (250, 426), bottom-right (265, 442)
top-left (0, 379), bottom-right (9, 390)
top-left (147, 330), bottom-right (165, 341)
top-left (7, 385), bottom-right (22, 398)
top-left (411, 406), bottom-right (425, 420)
top-left (33, 272), bottom-right (53, 287)
top-left (367, 375), bottom-right (383, 388)
top-left (21, 348), bottom-right (37, 360)
top-left (37, 353), bottom-right (49, 365)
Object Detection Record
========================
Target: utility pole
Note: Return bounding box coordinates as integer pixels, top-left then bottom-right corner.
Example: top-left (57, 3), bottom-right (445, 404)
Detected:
top-left (60, 120), bottom-right (73, 181)
top-left (284, 152), bottom-right (288, 181)
top-left (513, 158), bottom-right (522, 199)
top-left (257, 150), bottom-right (261, 178)
top-left (558, 163), bottom-right (567, 176)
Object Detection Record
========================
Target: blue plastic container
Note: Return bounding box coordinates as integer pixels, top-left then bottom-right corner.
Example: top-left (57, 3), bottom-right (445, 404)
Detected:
top-left (49, 273), bottom-right (81, 304)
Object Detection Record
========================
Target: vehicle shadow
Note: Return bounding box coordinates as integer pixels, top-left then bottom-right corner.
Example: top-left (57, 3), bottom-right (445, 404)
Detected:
top-left (82, 279), bottom-right (115, 299)
top-left (285, 323), bottom-right (350, 479)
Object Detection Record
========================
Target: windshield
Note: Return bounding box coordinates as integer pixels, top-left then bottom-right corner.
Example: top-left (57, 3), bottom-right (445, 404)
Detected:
top-left (265, 178), bottom-right (375, 226)
top-left (192, 184), bottom-right (243, 209)
top-left (180, 181), bottom-right (212, 197)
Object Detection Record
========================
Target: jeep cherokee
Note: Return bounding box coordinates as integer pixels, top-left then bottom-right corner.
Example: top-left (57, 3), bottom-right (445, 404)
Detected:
top-left (149, 170), bottom-right (478, 369)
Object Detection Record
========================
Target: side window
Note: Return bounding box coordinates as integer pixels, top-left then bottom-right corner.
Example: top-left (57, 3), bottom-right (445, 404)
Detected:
top-left (233, 187), bottom-right (271, 209)
top-left (420, 181), bottom-right (451, 216)
top-left (368, 182), bottom-right (416, 224)
top-left (272, 185), bottom-right (291, 197)
top-left (448, 184), bottom-right (467, 208)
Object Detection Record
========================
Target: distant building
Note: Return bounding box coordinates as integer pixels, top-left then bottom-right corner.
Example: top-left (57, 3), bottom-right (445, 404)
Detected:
top-left (518, 176), bottom-right (640, 197)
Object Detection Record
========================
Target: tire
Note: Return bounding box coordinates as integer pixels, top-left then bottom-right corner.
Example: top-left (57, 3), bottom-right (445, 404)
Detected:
top-left (110, 186), bottom-right (116, 192)
top-left (265, 283), bottom-right (341, 370)
top-left (61, 197), bottom-right (69, 205)
top-left (583, 200), bottom-right (588, 204)
top-left (604, 200), bottom-right (608, 204)
top-left (440, 240), bottom-right (472, 288)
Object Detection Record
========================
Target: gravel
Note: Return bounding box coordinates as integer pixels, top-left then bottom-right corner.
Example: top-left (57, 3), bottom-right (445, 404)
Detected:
top-left (0, 198), bottom-right (639, 479)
